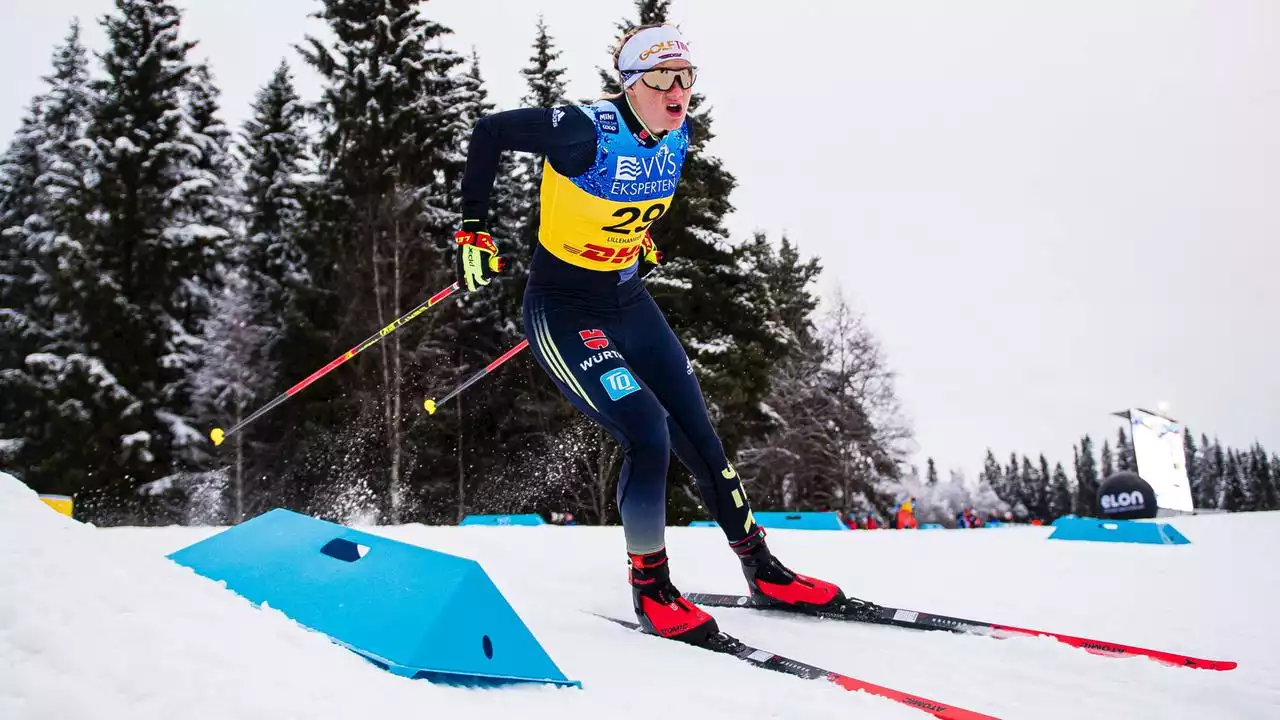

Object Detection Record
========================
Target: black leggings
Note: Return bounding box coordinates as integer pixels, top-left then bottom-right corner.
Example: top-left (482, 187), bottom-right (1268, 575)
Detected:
top-left (522, 263), bottom-right (756, 554)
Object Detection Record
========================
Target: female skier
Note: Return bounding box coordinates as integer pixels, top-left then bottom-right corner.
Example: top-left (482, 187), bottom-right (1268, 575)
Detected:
top-left (454, 23), bottom-right (848, 645)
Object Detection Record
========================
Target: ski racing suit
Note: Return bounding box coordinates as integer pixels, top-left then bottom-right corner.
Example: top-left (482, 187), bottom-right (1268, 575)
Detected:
top-left (460, 97), bottom-right (756, 555)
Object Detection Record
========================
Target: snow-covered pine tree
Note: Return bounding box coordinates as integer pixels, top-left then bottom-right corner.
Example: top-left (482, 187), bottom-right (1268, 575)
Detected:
top-left (0, 19), bottom-right (154, 513)
top-left (1049, 461), bottom-right (1073, 520)
top-left (926, 458), bottom-right (939, 486)
top-left (516, 15), bottom-right (569, 253)
top-left (1256, 444), bottom-right (1279, 510)
top-left (1116, 426), bottom-right (1135, 472)
top-left (228, 59), bottom-right (323, 511)
top-left (991, 452), bottom-right (1020, 515)
top-left (65, 0), bottom-right (232, 519)
top-left (176, 60), bottom-right (240, 468)
top-left (1206, 437), bottom-right (1226, 509)
top-left (1184, 429), bottom-right (1207, 509)
top-left (979, 449), bottom-right (1002, 506)
top-left (1271, 454), bottom-right (1280, 509)
top-left (188, 60), bottom-right (316, 520)
top-left (1073, 436), bottom-right (1100, 515)
top-left (1, 20), bottom-right (94, 372)
top-left (0, 105), bottom-right (47, 372)
top-left (191, 267), bottom-right (273, 522)
top-left (238, 60), bottom-right (312, 343)
top-left (1100, 438), bottom-right (1114, 479)
top-left (430, 48), bottom-right (535, 521)
top-left (1035, 454), bottom-right (1053, 520)
top-left (737, 285), bottom-right (905, 520)
top-left (299, 0), bottom-right (466, 522)
top-left (1222, 449), bottom-right (1246, 511)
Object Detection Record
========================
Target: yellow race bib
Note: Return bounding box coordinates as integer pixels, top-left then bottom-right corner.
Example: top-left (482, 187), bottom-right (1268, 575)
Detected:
top-left (537, 101), bottom-right (688, 272)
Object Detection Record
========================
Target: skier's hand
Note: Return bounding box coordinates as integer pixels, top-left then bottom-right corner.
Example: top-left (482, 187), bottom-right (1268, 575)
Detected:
top-left (638, 231), bottom-right (663, 278)
top-left (454, 224), bottom-right (504, 292)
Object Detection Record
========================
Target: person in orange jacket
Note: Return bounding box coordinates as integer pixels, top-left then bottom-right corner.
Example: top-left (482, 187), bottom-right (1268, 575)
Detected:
top-left (895, 498), bottom-right (918, 529)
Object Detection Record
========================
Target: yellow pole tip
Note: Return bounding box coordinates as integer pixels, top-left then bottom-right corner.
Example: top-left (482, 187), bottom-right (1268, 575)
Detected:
top-left (210, 428), bottom-right (225, 446)
top-left (423, 399), bottom-right (437, 415)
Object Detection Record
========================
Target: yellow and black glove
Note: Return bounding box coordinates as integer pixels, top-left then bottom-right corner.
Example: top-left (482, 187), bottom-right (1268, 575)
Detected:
top-left (454, 224), bottom-right (504, 292)
top-left (638, 230), bottom-right (663, 278)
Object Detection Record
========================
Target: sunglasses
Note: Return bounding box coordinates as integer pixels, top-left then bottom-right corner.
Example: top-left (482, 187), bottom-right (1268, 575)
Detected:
top-left (623, 67), bottom-right (698, 91)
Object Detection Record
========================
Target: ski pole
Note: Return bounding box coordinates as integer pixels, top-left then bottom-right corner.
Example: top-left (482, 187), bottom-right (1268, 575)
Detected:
top-left (423, 339), bottom-right (529, 415)
top-left (211, 281), bottom-right (465, 446)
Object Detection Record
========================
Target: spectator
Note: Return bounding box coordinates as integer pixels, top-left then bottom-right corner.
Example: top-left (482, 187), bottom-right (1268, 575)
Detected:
top-left (864, 514), bottom-right (879, 530)
top-left (895, 498), bottom-right (918, 529)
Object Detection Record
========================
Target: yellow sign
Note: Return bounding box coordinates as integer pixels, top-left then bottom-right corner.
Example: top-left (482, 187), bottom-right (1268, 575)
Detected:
top-left (39, 494), bottom-right (73, 517)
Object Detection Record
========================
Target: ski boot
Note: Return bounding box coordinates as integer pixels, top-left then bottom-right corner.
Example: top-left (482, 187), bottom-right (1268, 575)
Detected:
top-left (732, 527), bottom-right (878, 620)
top-left (629, 547), bottom-right (719, 646)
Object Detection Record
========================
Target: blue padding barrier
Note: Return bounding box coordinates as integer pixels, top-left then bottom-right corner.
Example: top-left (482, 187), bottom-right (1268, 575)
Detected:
top-left (752, 511), bottom-right (848, 530)
top-left (687, 520), bottom-right (718, 527)
top-left (919, 523), bottom-right (944, 530)
top-left (459, 513), bottom-right (546, 526)
top-left (1047, 516), bottom-right (1190, 545)
top-left (168, 509), bottom-right (577, 687)
top-left (984, 521), bottom-right (1005, 528)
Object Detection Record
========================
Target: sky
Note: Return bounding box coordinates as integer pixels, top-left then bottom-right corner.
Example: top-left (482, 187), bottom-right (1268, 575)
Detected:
top-left (2, 0), bottom-right (1277, 482)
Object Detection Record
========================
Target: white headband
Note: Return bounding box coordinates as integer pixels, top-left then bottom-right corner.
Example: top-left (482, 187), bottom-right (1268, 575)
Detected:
top-left (617, 25), bottom-right (693, 88)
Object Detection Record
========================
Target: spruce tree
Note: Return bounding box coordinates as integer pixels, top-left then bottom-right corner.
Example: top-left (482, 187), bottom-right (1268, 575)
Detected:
top-left (1034, 454), bottom-right (1053, 520)
top-left (1222, 449), bottom-right (1246, 511)
top-left (926, 458), bottom-right (939, 486)
top-left (1184, 429), bottom-right (1205, 509)
top-left (0, 24), bottom-right (108, 494)
top-left (979, 449), bottom-right (1003, 509)
top-left (1116, 426), bottom-right (1135, 472)
top-left (299, 0), bottom-right (468, 522)
top-left (1100, 438), bottom-right (1114, 479)
top-left (86, 0), bottom-right (230, 500)
top-left (196, 59), bottom-right (316, 516)
top-left (1074, 436), bottom-right (1100, 515)
top-left (0, 105), bottom-right (47, 371)
top-left (1252, 444), bottom-right (1277, 510)
top-left (1049, 462), bottom-right (1073, 519)
top-left (1208, 439), bottom-right (1226, 509)
top-left (515, 16), bottom-right (570, 254)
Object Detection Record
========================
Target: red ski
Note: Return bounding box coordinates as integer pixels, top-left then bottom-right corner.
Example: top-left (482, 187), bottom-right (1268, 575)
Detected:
top-left (684, 592), bottom-right (1237, 672)
top-left (594, 613), bottom-right (999, 720)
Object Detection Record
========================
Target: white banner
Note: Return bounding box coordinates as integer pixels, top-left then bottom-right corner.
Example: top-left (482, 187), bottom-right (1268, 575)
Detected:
top-left (1129, 409), bottom-right (1194, 512)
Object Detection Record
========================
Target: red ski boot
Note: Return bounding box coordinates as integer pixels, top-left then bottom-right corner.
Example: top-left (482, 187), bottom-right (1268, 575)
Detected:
top-left (731, 527), bottom-right (847, 612)
top-left (629, 548), bottom-right (719, 646)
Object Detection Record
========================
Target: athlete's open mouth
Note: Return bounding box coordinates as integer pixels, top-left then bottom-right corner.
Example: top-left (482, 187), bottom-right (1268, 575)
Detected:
top-left (665, 102), bottom-right (684, 117)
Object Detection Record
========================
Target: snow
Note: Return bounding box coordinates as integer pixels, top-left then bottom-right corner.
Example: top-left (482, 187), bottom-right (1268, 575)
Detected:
top-left (2, 470), bottom-right (1277, 719)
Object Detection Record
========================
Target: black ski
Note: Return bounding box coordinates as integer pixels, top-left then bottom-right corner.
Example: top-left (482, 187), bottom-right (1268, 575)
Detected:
top-left (591, 613), bottom-right (998, 719)
top-left (683, 592), bottom-right (1237, 671)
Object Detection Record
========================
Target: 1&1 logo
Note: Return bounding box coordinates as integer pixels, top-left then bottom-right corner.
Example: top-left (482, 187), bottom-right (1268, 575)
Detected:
top-left (601, 368), bottom-right (641, 401)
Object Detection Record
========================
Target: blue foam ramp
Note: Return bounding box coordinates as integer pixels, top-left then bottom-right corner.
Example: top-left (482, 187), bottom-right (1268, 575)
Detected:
top-left (752, 511), bottom-right (847, 530)
top-left (168, 509), bottom-right (577, 687)
top-left (687, 520), bottom-right (718, 527)
top-left (460, 513), bottom-right (546, 526)
top-left (1047, 517), bottom-right (1190, 545)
